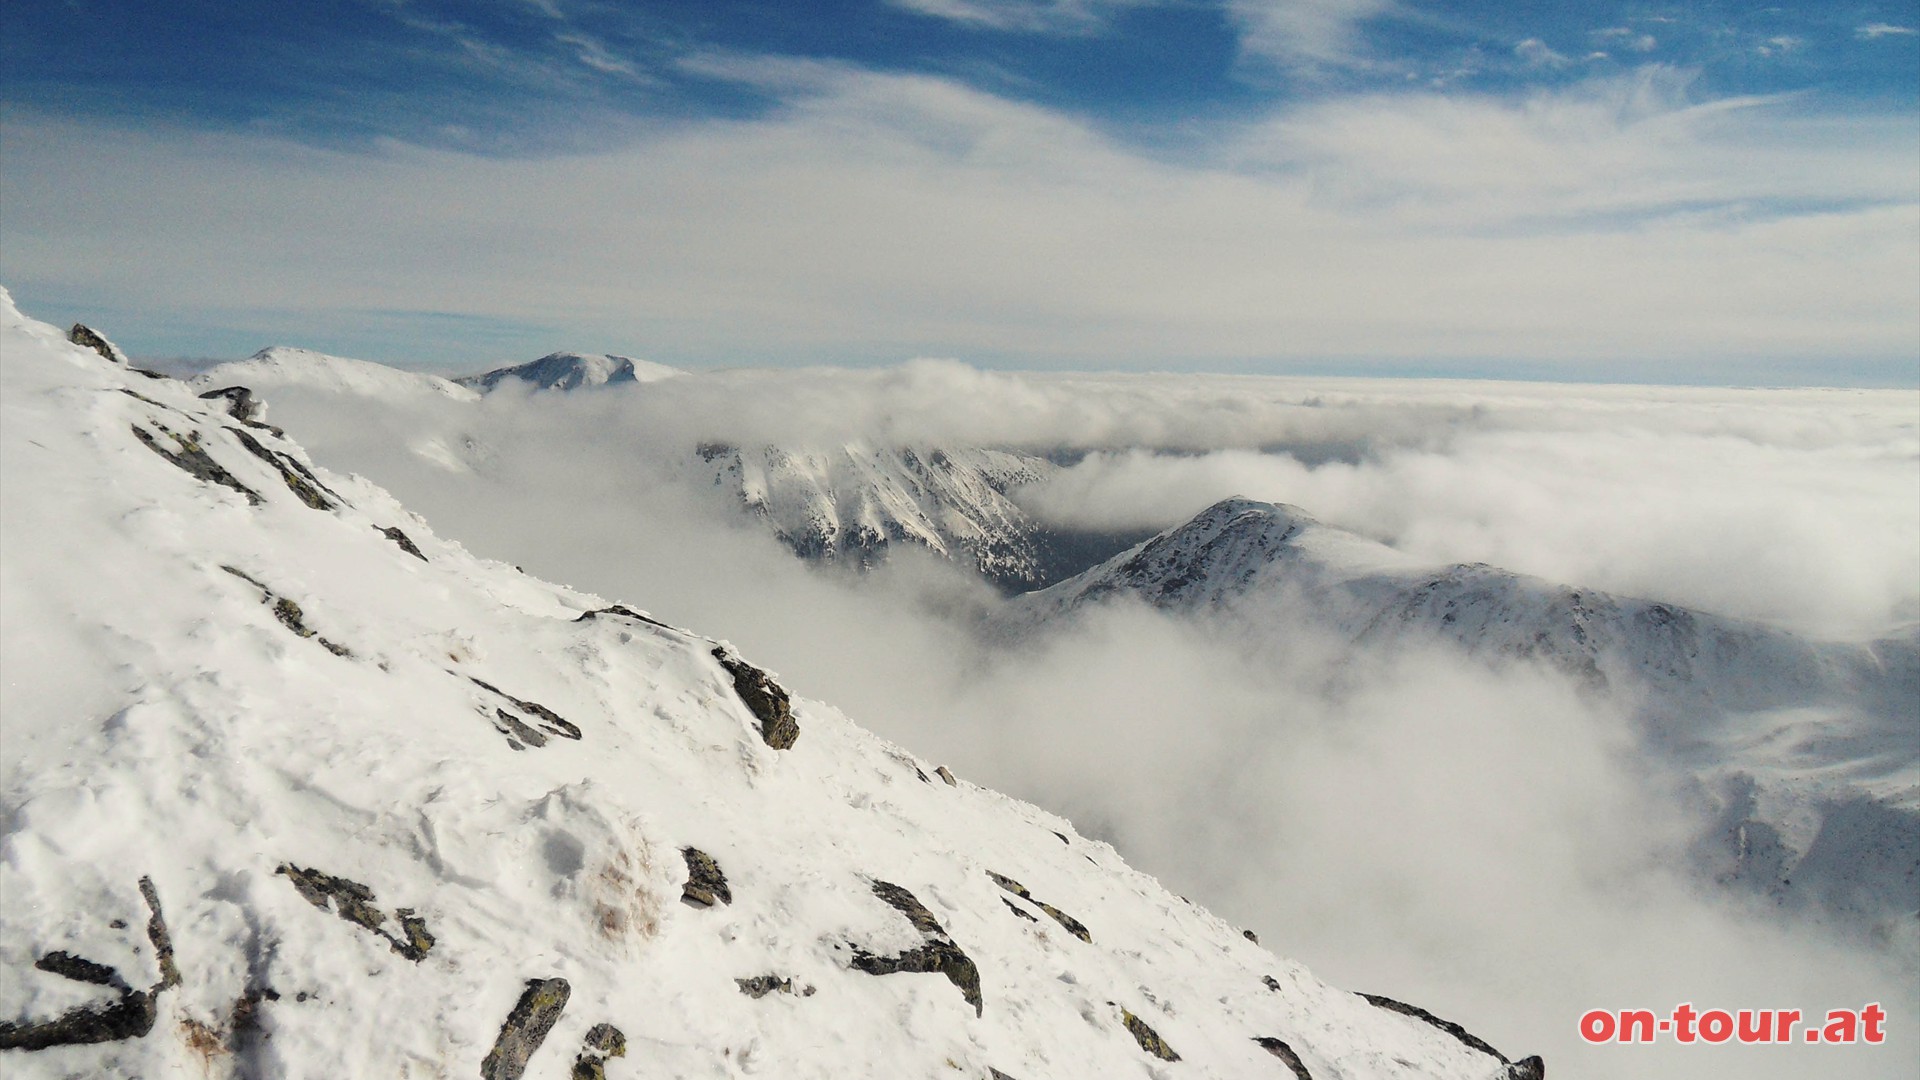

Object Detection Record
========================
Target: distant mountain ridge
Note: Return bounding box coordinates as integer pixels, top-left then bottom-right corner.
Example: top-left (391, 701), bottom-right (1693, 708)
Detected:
top-left (1009, 496), bottom-right (1920, 949)
top-left (697, 441), bottom-right (1145, 592)
top-left (457, 352), bottom-right (682, 392)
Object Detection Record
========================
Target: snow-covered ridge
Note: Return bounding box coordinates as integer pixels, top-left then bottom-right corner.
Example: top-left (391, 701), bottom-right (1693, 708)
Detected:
top-left (197, 346), bottom-right (480, 402)
top-left (1, 294), bottom-right (1539, 1076)
top-left (458, 352), bottom-right (683, 392)
top-left (1011, 496), bottom-right (1920, 949)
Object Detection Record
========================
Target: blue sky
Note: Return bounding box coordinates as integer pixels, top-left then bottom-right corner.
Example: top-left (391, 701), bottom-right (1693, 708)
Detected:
top-left (3, 0), bottom-right (1916, 381)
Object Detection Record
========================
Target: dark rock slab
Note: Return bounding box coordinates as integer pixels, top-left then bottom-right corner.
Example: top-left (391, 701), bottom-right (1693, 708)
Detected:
top-left (847, 880), bottom-right (982, 1016)
top-left (680, 847), bottom-right (732, 907)
top-left (735, 974), bottom-right (814, 999)
top-left (1254, 1036), bottom-right (1313, 1079)
top-left (1505, 1056), bottom-right (1546, 1080)
top-left (711, 647), bottom-right (797, 749)
top-left (481, 978), bottom-right (570, 1080)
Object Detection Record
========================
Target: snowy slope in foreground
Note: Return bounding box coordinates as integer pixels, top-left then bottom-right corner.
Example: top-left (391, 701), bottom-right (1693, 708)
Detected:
top-left (1010, 497), bottom-right (1920, 946)
top-left (0, 301), bottom-right (1539, 1077)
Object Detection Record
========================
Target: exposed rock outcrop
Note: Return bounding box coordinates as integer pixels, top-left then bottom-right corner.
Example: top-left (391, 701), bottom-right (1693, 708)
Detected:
top-left (847, 880), bottom-right (983, 1016)
top-left (1120, 1007), bottom-right (1180, 1061)
top-left (0, 876), bottom-right (178, 1050)
top-left (69, 323), bottom-right (128, 364)
top-left (132, 422), bottom-right (263, 505)
top-left (1360, 992), bottom-right (1541, 1073)
top-left (276, 865), bottom-right (434, 962)
top-left (986, 871), bottom-right (1091, 943)
top-left (378, 524), bottom-right (428, 560)
top-left (222, 566), bottom-right (353, 656)
top-left (469, 676), bottom-right (581, 740)
top-left (712, 647), bottom-right (798, 749)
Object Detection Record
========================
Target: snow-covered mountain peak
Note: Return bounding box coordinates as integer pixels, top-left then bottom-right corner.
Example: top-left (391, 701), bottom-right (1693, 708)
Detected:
top-left (2, 296), bottom-right (1539, 1076)
top-left (193, 346), bottom-right (481, 402)
top-left (458, 351), bottom-right (682, 392)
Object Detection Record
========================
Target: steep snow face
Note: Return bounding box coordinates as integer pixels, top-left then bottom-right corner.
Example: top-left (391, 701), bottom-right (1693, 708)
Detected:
top-left (199, 347), bottom-right (481, 403)
top-left (1011, 497), bottom-right (1920, 948)
top-left (0, 297), bottom-right (1535, 1077)
top-left (459, 352), bottom-right (682, 392)
top-left (698, 441), bottom-right (1073, 591)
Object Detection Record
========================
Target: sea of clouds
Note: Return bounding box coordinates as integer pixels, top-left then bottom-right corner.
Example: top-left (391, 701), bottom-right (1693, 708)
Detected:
top-left (216, 356), bottom-right (1917, 1079)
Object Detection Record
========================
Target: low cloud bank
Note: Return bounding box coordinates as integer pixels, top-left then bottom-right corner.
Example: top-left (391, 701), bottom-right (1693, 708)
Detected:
top-left (228, 362), bottom-right (1917, 1079)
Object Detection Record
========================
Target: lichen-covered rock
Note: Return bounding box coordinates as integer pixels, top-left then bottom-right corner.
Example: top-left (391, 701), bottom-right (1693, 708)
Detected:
top-left (847, 880), bottom-right (983, 1017)
top-left (735, 974), bottom-right (816, 999)
top-left (481, 978), bottom-right (571, 1080)
top-left (571, 1021), bottom-right (627, 1080)
top-left (711, 647), bottom-right (798, 749)
top-left (1254, 1036), bottom-right (1313, 1079)
top-left (1120, 1007), bottom-right (1180, 1061)
top-left (275, 865), bottom-right (433, 961)
top-left (680, 847), bottom-right (732, 907)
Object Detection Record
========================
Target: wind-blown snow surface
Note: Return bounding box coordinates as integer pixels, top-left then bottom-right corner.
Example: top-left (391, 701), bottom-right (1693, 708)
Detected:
top-left (0, 299), bottom-right (1542, 1074)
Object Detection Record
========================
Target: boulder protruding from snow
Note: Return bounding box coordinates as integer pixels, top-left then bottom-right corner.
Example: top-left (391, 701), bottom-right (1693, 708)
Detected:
top-left (680, 846), bottom-right (732, 907)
